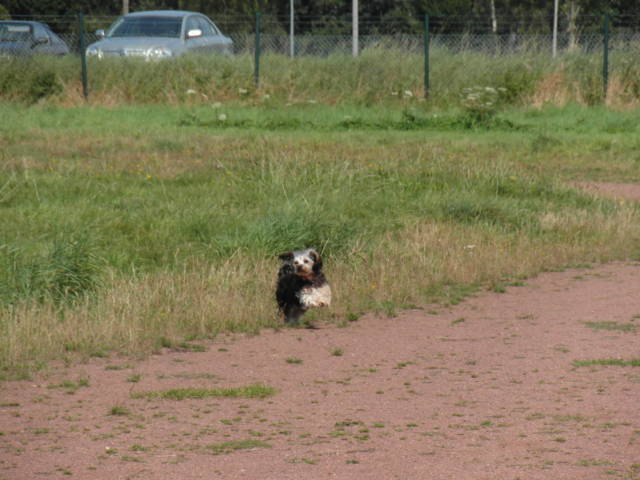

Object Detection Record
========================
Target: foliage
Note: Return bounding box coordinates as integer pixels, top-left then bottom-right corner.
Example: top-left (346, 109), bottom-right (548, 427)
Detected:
top-left (1, 48), bottom-right (633, 108)
top-left (459, 86), bottom-right (505, 127)
top-left (1, 0), bottom-right (637, 35)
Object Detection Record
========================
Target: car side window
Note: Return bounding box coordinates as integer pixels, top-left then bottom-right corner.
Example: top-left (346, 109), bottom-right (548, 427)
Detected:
top-left (47, 30), bottom-right (63, 45)
top-left (32, 23), bottom-right (50, 42)
top-left (185, 17), bottom-right (199, 36)
top-left (196, 17), bottom-right (214, 37)
top-left (209, 21), bottom-right (221, 36)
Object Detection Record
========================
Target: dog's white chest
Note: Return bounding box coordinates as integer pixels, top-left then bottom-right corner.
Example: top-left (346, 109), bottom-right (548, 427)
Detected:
top-left (298, 284), bottom-right (332, 309)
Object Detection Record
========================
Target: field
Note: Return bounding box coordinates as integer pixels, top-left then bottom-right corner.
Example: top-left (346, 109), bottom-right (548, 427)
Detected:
top-left (1, 51), bottom-right (640, 477)
top-left (2, 96), bottom-right (640, 376)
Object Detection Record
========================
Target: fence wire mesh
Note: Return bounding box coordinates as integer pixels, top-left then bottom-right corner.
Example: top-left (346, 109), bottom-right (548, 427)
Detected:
top-left (2, 13), bottom-right (640, 104)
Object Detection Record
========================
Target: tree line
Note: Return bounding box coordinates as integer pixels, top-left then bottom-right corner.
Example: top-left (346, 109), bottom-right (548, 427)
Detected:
top-left (3, 0), bottom-right (640, 34)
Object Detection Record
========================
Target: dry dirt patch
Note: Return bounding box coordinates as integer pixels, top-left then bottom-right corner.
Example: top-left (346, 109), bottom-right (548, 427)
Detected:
top-left (1, 183), bottom-right (640, 480)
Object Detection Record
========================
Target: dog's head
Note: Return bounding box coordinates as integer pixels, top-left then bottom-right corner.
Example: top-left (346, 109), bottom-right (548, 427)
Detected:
top-left (278, 248), bottom-right (323, 278)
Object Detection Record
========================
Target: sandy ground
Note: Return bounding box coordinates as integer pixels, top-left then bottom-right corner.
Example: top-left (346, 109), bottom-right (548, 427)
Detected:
top-left (1, 183), bottom-right (640, 480)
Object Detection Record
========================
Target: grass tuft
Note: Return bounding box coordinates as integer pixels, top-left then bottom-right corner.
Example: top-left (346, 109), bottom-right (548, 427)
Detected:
top-left (130, 383), bottom-right (276, 400)
top-left (584, 321), bottom-right (636, 332)
top-left (573, 359), bottom-right (640, 368)
top-left (205, 439), bottom-right (271, 455)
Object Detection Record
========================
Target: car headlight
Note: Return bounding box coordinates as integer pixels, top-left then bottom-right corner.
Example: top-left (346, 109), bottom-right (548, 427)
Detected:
top-left (85, 46), bottom-right (103, 58)
top-left (147, 47), bottom-right (172, 59)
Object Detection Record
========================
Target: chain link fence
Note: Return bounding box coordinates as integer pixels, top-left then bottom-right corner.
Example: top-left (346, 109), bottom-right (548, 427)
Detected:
top-left (2, 13), bottom-right (640, 104)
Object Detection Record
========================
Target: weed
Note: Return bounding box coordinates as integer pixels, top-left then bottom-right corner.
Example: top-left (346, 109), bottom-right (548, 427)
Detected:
top-left (584, 321), bottom-right (636, 332)
top-left (394, 361), bottom-right (415, 369)
top-left (330, 348), bottom-right (344, 357)
top-left (289, 457), bottom-right (317, 465)
top-left (346, 312), bottom-right (360, 322)
top-left (205, 439), bottom-right (271, 455)
top-left (573, 359), bottom-right (640, 367)
top-left (286, 358), bottom-right (303, 364)
top-left (130, 445), bottom-right (149, 452)
top-left (109, 405), bottom-right (131, 416)
top-left (131, 383), bottom-right (276, 400)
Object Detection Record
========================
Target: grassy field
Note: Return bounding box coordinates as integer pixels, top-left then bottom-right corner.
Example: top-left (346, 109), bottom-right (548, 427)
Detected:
top-left (1, 100), bottom-right (640, 377)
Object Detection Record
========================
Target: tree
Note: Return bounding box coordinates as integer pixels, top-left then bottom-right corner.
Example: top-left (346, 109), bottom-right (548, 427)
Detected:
top-left (0, 3), bottom-right (10, 19)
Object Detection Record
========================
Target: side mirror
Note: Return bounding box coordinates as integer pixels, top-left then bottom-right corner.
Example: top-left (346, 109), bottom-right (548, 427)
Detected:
top-left (95, 29), bottom-right (105, 38)
top-left (187, 28), bottom-right (202, 39)
top-left (33, 36), bottom-right (48, 45)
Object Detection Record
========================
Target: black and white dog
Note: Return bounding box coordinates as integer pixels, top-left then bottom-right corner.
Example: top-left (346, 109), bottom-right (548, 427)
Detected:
top-left (276, 248), bottom-right (331, 325)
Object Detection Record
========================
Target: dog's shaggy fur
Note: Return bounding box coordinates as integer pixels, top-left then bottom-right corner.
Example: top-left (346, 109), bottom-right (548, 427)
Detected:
top-left (276, 248), bottom-right (331, 325)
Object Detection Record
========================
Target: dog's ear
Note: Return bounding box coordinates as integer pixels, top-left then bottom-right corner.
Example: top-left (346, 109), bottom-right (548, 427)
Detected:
top-left (309, 249), bottom-right (323, 272)
top-left (278, 251), bottom-right (294, 262)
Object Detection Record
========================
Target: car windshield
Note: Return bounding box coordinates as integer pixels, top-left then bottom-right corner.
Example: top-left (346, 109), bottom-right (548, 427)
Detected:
top-left (0, 23), bottom-right (32, 42)
top-left (109, 16), bottom-right (182, 38)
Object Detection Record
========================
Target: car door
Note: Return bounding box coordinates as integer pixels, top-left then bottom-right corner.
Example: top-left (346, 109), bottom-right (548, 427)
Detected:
top-left (31, 23), bottom-right (55, 55)
top-left (43, 26), bottom-right (69, 55)
top-left (203, 17), bottom-right (231, 55)
top-left (195, 17), bottom-right (217, 54)
top-left (184, 15), bottom-right (206, 54)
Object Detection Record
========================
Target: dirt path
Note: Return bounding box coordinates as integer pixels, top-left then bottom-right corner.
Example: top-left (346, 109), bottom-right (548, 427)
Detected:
top-left (1, 184), bottom-right (640, 480)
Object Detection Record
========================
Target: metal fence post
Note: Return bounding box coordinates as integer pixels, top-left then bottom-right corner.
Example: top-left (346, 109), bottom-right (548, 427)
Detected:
top-left (77, 12), bottom-right (89, 100)
top-left (424, 15), bottom-right (430, 99)
top-left (602, 13), bottom-right (609, 99)
top-left (255, 12), bottom-right (261, 90)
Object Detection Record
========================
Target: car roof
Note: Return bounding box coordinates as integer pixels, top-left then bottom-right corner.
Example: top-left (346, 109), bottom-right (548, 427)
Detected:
top-left (124, 10), bottom-right (202, 18)
top-left (0, 20), bottom-right (48, 27)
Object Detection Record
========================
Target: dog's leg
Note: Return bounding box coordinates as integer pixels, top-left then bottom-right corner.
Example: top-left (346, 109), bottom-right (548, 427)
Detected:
top-left (285, 305), bottom-right (306, 325)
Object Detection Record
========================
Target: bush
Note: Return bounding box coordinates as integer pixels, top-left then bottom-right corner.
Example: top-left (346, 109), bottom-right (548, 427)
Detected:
top-left (28, 70), bottom-right (63, 103)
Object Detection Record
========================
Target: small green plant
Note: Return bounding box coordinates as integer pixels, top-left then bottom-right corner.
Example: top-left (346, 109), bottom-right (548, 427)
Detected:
top-left (289, 457), bottom-right (317, 465)
top-left (131, 383), bottom-right (276, 400)
top-left (459, 86), bottom-right (506, 127)
top-left (130, 445), bottom-right (149, 452)
top-left (286, 357), bottom-right (303, 364)
top-left (573, 358), bottom-right (640, 367)
top-left (394, 361), bottom-right (414, 369)
top-left (584, 321), bottom-right (636, 332)
top-left (330, 348), bottom-right (344, 357)
top-left (206, 439), bottom-right (271, 455)
top-left (346, 312), bottom-right (360, 322)
top-left (109, 405), bottom-right (131, 416)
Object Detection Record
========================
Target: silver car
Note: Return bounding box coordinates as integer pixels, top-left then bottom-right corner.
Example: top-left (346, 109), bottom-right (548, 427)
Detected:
top-left (0, 21), bottom-right (70, 57)
top-left (86, 10), bottom-right (232, 60)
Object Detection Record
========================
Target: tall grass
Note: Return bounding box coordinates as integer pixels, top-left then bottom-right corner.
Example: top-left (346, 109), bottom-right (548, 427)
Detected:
top-left (2, 104), bottom-right (640, 375)
top-left (2, 47), bottom-right (640, 106)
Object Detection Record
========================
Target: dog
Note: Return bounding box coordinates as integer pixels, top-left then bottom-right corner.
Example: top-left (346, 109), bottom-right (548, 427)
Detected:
top-left (276, 248), bottom-right (331, 325)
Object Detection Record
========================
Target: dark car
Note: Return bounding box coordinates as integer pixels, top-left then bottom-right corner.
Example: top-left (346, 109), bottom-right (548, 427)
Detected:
top-left (0, 20), bottom-right (70, 57)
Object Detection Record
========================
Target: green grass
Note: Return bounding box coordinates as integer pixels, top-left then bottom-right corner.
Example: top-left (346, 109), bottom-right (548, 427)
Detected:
top-left (130, 383), bottom-right (276, 400)
top-left (573, 359), bottom-right (640, 368)
top-left (3, 48), bottom-right (640, 108)
top-left (109, 405), bottom-right (131, 416)
top-left (584, 321), bottom-right (636, 332)
top-left (205, 439), bottom-right (271, 455)
top-left (1, 101), bottom-right (640, 374)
